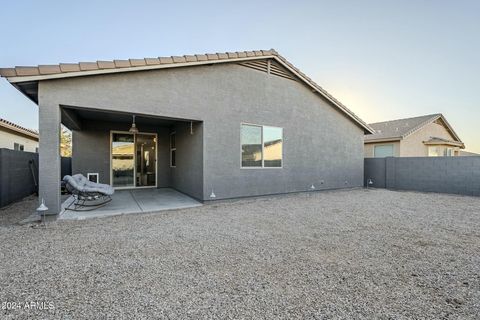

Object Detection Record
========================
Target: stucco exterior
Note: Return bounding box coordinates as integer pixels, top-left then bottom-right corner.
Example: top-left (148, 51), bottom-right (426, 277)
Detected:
top-left (35, 61), bottom-right (366, 213)
top-left (0, 129), bottom-right (38, 152)
top-left (365, 118), bottom-right (463, 158)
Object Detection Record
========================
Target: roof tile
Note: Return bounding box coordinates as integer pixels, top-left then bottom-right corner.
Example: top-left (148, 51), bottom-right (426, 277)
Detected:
top-left (145, 58), bottom-right (160, 65)
top-left (254, 50), bottom-right (263, 56)
top-left (97, 61), bottom-right (115, 69)
top-left (365, 114), bottom-right (442, 141)
top-left (195, 54), bottom-right (208, 61)
top-left (217, 53), bottom-right (228, 59)
top-left (60, 63), bottom-right (81, 72)
top-left (38, 65), bottom-right (61, 75)
top-left (184, 55), bottom-right (197, 62)
top-left (0, 68), bottom-right (17, 77)
top-left (236, 52), bottom-right (247, 58)
top-left (129, 59), bottom-right (146, 67)
top-left (159, 57), bottom-right (174, 64)
top-left (206, 53), bottom-right (218, 60)
top-left (227, 52), bottom-right (238, 58)
top-left (79, 62), bottom-right (99, 71)
top-left (0, 118), bottom-right (38, 137)
top-left (114, 60), bottom-right (131, 68)
top-left (245, 51), bottom-right (255, 57)
top-left (172, 56), bottom-right (186, 63)
top-left (15, 67), bottom-right (39, 76)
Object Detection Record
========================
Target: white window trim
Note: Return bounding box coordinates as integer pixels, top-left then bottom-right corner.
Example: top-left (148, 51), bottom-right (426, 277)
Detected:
top-left (170, 131), bottom-right (176, 168)
top-left (240, 123), bottom-right (283, 169)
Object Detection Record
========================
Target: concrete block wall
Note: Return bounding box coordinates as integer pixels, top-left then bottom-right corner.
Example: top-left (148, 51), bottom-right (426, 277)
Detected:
top-left (365, 157), bottom-right (480, 197)
top-left (0, 149), bottom-right (38, 207)
top-left (0, 149), bottom-right (72, 208)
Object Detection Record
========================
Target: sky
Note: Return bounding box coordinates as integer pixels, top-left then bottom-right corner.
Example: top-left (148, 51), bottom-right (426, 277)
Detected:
top-left (1, 0), bottom-right (479, 152)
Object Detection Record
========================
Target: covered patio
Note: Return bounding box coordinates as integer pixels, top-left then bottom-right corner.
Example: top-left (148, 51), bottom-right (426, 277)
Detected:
top-left (59, 188), bottom-right (202, 220)
top-left (46, 105), bottom-right (205, 216)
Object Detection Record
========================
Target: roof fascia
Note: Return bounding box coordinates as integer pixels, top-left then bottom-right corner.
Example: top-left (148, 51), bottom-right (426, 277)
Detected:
top-left (4, 56), bottom-right (275, 83)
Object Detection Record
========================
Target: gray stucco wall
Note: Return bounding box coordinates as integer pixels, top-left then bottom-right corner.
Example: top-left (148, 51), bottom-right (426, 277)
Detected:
top-left (364, 157), bottom-right (480, 196)
top-left (39, 62), bottom-right (365, 210)
top-left (170, 122), bottom-right (203, 200)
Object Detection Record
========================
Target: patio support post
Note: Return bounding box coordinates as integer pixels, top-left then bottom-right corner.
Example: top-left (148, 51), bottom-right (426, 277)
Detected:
top-left (38, 102), bottom-right (61, 214)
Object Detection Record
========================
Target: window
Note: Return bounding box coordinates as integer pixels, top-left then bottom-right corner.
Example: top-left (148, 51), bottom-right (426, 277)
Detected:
top-left (14, 143), bottom-right (24, 151)
top-left (170, 132), bottom-right (176, 167)
top-left (444, 148), bottom-right (453, 157)
top-left (428, 146), bottom-right (440, 157)
top-left (263, 126), bottom-right (283, 167)
top-left (241, 124), bottom-right (283, 168)
top-left (374, 144), bottom-right (394, 158)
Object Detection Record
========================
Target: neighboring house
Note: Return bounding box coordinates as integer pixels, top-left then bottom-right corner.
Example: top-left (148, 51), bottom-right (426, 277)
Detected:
top-left (0, 49), bottom-right (374, 214)
top-left (364, 114), bottom-right (465, 158)
top-left (459, 150), bottom-right (479, 157)
top-left (0, 118), bottom-right (38, 152)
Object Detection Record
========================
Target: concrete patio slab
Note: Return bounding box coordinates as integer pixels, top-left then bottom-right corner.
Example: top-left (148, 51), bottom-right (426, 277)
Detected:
top-left (131, 188), bottom-right (202, 212)
top-left (59, 188), bottom-right (201, 220)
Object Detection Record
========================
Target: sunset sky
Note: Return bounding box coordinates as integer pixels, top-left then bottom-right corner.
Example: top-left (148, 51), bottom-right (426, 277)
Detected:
top-left (1, 0), bottom-right (478, 152)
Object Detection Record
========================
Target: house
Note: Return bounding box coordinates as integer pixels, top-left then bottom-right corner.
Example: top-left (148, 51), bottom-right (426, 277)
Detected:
top-left (364, 114), bottom-right (465, 158)
top-left (0, 49), bottom-right (374, 214)
top-left (0, 118), bottom-right (38, 152)
top-left (459, 150), bottom-right (479, 157)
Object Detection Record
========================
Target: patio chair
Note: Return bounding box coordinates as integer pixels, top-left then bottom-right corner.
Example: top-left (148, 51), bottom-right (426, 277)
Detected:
top-left (63, 174), bottom-right (114, 211)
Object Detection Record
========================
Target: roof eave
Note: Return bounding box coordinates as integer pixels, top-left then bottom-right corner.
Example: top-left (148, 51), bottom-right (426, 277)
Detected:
top-left (364, 137), bottom-right (402, 143)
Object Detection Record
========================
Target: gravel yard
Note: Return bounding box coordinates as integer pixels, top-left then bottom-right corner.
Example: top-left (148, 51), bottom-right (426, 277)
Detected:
top-left (1, 188), bottom-right (479, 319)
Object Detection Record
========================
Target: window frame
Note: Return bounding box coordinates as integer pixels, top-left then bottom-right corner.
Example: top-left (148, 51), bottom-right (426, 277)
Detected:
top-left (240, 123), bottom-right (283, 169)
top-left (373, 144), bottom-right (394, 158)
top-left (428, 146), bottom-right (440, 157)
top-left (170, 131), bottom-right (176, 168)
top-left (14, 143), bottom-right (24, 151)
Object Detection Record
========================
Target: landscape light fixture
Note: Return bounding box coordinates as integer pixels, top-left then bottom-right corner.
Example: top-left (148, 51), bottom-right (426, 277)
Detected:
top-left (36, 198), bottom-right (49, 228)
top-left (129, 115), bottom-right (139, 134)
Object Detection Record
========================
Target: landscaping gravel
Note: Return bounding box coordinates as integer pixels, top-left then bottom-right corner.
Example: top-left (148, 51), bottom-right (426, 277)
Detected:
top-left (0, 188), bottom-right (479, 319)
top-left (0, 195), bottom-right (37, 226)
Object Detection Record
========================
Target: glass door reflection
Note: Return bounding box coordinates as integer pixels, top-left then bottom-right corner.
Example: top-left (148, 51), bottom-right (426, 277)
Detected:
top-left (112, 133), bottom-right (135, 187)
top-left (136, 134), bottom-right (156, 187)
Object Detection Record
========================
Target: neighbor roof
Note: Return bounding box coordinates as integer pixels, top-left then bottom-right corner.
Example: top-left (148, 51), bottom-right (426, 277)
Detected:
top-left (364, 113), bottom-right (463, 145)
top-left (0, 118), bottom-right (38, 140)
top-left (0, 49), bottom-right (374, 134)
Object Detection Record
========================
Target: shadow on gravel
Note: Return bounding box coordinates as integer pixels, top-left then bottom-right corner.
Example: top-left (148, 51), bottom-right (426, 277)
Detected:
top-left (0, 195), bottom-right (38, 226)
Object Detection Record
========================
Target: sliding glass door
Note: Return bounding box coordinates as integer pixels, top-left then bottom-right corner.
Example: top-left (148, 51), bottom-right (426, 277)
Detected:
top-left (111, 132), bottom-right (156, 188)
top-left (136, 134), bottom-right (156, 187)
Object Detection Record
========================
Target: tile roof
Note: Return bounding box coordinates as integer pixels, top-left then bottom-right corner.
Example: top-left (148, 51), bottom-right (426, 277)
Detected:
top-left (423, 137), bottom-right (464, 147)
top-left (0, 118), bottom-right (39, 140)
top-left (0, 49), bottom-right (374, 133)
top-left (365, 114), bottom-right (442, 141)
top-left (459, 150), bottom-right (479, 156)
top-left (364, 113), bottom-right (463, 146)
